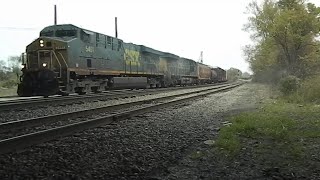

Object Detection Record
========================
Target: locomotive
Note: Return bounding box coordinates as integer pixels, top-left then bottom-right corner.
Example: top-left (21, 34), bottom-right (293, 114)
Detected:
top-left (18, 24), bottom-right (227, 97)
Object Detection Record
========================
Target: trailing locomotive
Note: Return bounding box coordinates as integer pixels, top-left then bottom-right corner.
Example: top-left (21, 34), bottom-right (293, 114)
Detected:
top-left (18, 24), bottom-right (227, 96)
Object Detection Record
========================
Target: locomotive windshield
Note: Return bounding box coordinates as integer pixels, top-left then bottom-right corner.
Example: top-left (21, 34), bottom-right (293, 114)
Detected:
top-left (56, 30), bottom-right (77, 37)
top-left (40, 31), bottom-right (54, 37)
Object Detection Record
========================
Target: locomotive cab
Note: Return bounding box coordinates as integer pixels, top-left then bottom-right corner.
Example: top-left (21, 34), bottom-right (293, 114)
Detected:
top-left (18, 25), bottom-right (76, 96)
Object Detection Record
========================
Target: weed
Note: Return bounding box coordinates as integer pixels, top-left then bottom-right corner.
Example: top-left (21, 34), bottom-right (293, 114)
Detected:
top-left (216, 100), bottom-right (320, 159)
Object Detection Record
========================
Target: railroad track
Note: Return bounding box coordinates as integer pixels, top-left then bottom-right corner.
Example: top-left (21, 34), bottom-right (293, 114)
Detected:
top-left (0, 82), bottom-right (242, 155)
top-left (0, 83), bottom-right (227, 111)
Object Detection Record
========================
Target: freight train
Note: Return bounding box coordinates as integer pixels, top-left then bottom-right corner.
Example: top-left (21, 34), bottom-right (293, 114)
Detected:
top-left (17, 24), bottom-right (227, 97)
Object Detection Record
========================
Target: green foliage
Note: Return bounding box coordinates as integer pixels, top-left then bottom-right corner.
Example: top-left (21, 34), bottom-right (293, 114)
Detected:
top-left (1, 79), bottom-right (17, 88)
top-left (216, 111), bottom-right (295, 155)
top-left (0, 56), bottom-right (21, 82)
top-left (241, 72), bottom-right (251, 79)
top-left (216, 100), bottom-right (320, 156)
top-left (299, 76), bottom-right (320, 103)
top-left (286, 75), bottom-right (320, 103)
top-left (215, 127), bottom-right (240, 155)
top-left (0, 71), bottom-right (10, 81)
top-left (0, 72), bottom-right (18, 97)
top-left (279, 75), bottom-right (300, 94)
top-left (227, 68), bottom-right (242, 82)
top-left (244, 0), bottom-right (320, 82)
top-left (0, 56), bottom-right (20, 97)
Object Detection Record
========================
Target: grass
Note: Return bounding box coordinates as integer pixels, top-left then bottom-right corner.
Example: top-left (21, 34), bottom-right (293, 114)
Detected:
top-left (216, 100), bottom-right (320, 157)
top-left (283, 75), bottom-right (320, 104)
top-left (0, 86), bottom-right (17, 97)
top-left (0, 73), bottom-right (18, 97)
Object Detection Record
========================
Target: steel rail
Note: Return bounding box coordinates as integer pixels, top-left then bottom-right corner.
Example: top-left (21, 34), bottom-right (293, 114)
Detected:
top-left (0, 83), bottom-right (227, 104)
top-left (0, 83), bottom-right (227, 111)
top-left (0, 83), bottom-right (232, 132)
top-left (0, 83), bottom-right (242, 155)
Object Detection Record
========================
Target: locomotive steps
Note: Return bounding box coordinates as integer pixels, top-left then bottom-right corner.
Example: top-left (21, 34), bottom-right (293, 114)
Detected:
top-left (0, 83), bottom-right (242, 155)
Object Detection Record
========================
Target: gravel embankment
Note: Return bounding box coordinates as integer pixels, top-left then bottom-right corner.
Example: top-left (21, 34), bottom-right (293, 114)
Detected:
top-left (1, 89), bottom-right (224, 141)
top-left (0, 83), bottom-right (268, 179)
top-left (0, 86), bottom-right (217, 123)
top-left (1, 91), bottom-right (204, 140)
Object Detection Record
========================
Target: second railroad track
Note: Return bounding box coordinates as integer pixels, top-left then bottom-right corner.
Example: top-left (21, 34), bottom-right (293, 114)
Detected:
top-left (0, 82), bottom-right (242, 155)
top-left (0, 83), bottom-right (227, 111)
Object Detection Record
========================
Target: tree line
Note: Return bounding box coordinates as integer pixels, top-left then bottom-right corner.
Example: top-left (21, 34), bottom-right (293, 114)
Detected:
top-left (244, 0), bottom-right (320, 83)
top-left (0, 56), bottom-right (21, 88)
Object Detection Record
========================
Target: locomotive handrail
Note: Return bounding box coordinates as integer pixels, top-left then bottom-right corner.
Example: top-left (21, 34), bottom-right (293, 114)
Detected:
top-left (52, 51), bottom-right (62, 78)
top-left (58, 52), bottom-right (69, 68)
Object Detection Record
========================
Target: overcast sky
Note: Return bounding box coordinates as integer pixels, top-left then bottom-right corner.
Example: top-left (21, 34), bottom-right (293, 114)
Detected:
top-left (0, 0), bottom-right (319, 72)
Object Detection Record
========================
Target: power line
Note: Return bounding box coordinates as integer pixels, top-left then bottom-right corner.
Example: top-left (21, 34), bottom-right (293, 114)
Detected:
top-left (0, 27), bottom-right (38, 31)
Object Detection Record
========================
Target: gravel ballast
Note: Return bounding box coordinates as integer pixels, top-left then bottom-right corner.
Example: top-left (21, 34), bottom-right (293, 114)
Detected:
top-left (0, 86), bottom-right (221, 123)
top-left (0, 83), bottom-right (269, 179)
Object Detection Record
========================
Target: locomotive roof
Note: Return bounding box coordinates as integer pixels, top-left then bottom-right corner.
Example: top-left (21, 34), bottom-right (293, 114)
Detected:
top-left (41, 24), bottom-right (178, 56)
top-left (41, 24), bottom-right (119, 39)
top-left (40, 24), bottom-right (225, 71)
top-left (41, 24), bottom-right (79, 32)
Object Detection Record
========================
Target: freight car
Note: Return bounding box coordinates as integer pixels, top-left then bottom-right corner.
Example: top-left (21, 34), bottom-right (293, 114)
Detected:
top-left (18, 24), bottom-right (226, 96)
top-left (197, 63), bottom-right (222, 84)
top-left (212, 67), bottom-right (227, 83)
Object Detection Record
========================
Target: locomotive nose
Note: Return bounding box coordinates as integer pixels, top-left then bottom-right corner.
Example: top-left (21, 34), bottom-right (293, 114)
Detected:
top-left (17, 69), bottom-right (60, 97)
top-left (38, 39), bottom-right (52, 48)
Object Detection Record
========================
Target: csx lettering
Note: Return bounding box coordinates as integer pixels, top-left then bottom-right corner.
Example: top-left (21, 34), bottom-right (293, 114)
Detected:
top-left (85, 46), bottom-right (94, 53)
top-left (124, 49), bottom-right (140, 66)
top-left (126, 60), bottom-right (140, 66)
top-left (124, 49), bottom-right (139, 61)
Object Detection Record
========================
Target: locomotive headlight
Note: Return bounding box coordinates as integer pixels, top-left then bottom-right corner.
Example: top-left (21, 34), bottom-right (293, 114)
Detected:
top-left (42, 63), bottom-right (47, 67)
top-left (40, 40), bottom-right (44, 47)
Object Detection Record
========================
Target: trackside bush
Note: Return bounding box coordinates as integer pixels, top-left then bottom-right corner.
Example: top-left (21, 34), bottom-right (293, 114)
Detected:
top-left (279, 76), bottom-right (300, 95)
top-left (297, 76), bottom-right (320, 103)
top-left (1, 80), bottom-right (17, 88)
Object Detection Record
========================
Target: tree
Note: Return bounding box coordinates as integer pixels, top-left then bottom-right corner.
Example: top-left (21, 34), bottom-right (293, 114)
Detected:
top-left (0, 60), bottom-right (6, 71)
top-left (8, 56), bottom-right (22, 78)
top-left (227, 68), bottom-right (242, 82)
top-left (0, 60), bottom-right (8, 81)
top-left (244, 0), bottom-right (320, 82)
top-left (0, 56), bottom-right (22, 82)
top-left (241, 72), bottom-right (252, 79)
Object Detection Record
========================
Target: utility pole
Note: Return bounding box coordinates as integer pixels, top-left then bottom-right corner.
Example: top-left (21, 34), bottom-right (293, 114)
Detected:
top-left (54, 5), bottom-right (57, 25)
top-left (199, 51), bottom-right (203, 63)
top-left (115, 17), bottom-right (118, 38)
